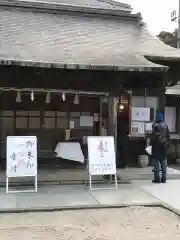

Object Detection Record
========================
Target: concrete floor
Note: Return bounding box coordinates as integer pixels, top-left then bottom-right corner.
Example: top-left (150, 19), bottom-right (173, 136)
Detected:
top-left (0, 167), bottom-right (179, 214)
top-left (134, 179), bottom-right (180, 214)
top-left (0, 183), bottom-right (161, 212)
top-left (117, 166), bottom-right (180, 180)
top-left (0, 166), bottom-right (180, 186)
top-left (0, 179), bottom-right (180, 215)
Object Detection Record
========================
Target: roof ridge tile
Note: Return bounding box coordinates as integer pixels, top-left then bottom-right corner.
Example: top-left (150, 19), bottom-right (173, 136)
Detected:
top-left (0, 0), bottom-right (132, 12)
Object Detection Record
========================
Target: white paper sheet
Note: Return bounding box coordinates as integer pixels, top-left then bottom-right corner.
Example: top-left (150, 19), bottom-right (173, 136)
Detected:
top-left (145, 146), bottom-right (152, 155)
top-left (132, 107), bottom-right (150, 121)
top-left (69, 120), bottom-right (74, 129)
top-left (145, 122), bottom-right (153, 131)
top-left (80, 116), bottom-right (93, 127)
top-left (131, 122), bottom-right (145, 134)
top-left (54, 142), bottom-right (84, 163)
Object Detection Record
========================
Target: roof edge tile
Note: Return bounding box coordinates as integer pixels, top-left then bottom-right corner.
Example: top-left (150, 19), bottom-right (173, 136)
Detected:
top-left (0, 0), bottom-right (140, 18)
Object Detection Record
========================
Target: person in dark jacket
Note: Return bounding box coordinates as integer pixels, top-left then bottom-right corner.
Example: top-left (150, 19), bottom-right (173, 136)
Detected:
top-left (150, 110), bottom-right (170, 183)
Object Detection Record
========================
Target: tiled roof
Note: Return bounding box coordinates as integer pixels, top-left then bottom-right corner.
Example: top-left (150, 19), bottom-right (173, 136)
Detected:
top-left (136, 25), bottom-right (180, 61)
top-left (0, 4), bottom-right (179, 71)
top-left (2, 0), bottom-right (132, 11)
top-left (166, 84), bottom-right (180, 95)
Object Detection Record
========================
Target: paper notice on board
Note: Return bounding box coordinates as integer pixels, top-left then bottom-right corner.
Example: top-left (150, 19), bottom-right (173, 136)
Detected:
top-left (80, 116), bottom-right (93, 127)
top-left (132, 107), bottom-right (150, 121)
top-left (131, 122), bottom-right (145, 134)
top-left (146, 122), bottom-right (153, 131)
top-left (94, 113), bottom-right (99, 122)
top-left (69, 120), bottom-right (74, 129)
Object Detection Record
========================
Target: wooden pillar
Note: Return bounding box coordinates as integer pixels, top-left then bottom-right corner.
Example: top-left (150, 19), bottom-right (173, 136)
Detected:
top-left (107, 97), bottom-right (118, 146)
top-left (99, 97), bottom-right (103, 135)
top-left (127, 90), bottom-right (132, 136)
top-left (158, 91), bottom-right (166, 113)
top-left (158, 76), bottom-right (166, 113)
top-left (177, 106), bottom-right (180, 134)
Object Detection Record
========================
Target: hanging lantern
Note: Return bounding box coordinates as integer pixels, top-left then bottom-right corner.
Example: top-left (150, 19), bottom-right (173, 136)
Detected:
top-left (118, 103), bottom-right (125, 112)
top-left (73, 94), bottom-right (79, 104)
top-left (16, 91), bottom-right (21, 103)
top-left (45, 92), bottom-right (51, 104)
top-left (31, 91), bottom-right (34, 102)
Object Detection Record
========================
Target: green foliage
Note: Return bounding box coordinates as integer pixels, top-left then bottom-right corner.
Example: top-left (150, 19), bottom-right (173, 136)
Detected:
top-left (157, 29), bottom-right (177, 48)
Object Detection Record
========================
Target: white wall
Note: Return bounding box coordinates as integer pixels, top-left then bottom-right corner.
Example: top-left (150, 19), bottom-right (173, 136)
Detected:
top-left (165, 107), bottom-right (176, 133)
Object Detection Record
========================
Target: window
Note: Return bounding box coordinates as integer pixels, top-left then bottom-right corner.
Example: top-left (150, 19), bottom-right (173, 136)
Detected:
top-left (57, 118), bottom-right (68, 129)
top-left (29, 111), bottom-right (40, 129)
top-left (16, 117), bottom-right (28, 128)
top-left (15, 111), bottom-right (28, 129)
top-left (44, 111), bottom-right (55, 129)
top-left (44, 118), bottom-right (55, 129)
top-left (56, 111), bottom-right (68, 129)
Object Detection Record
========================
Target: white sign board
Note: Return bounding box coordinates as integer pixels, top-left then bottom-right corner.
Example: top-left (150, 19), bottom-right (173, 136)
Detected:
top-left (132, 107), bottom-right (150, 121)
top-left (87, 136), bottom-right (116, 175)
top-left (6, 136), bottom-right (37, 178)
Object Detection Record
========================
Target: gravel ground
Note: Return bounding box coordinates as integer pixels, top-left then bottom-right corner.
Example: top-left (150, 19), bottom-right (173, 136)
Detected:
top-left (0, 207), bottom-right (180, 239)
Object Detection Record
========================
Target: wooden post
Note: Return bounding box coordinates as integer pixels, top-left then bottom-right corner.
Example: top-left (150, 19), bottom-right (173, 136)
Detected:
top-left (127, 90), bottom-right (132, 137)
top-left (100, 97), bottom-right (103, 136)
top-left (158, 78), bottom-right (166, 114)
top-left (108, 97), bottom-right (117, 141)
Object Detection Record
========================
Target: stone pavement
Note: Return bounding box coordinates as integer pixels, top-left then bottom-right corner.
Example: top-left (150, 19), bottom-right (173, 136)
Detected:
top-left (0, 183), bottom-right (161, 212)
top-left (0, 177), bottom-right (180, 216)
top-left (133, 179), bottom-right (180, 215)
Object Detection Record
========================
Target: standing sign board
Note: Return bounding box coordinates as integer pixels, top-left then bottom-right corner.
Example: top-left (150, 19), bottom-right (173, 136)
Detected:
top-left (87, 136), bottom-right (117, 190)
top-left (6, 136), bottom-right (37, 193)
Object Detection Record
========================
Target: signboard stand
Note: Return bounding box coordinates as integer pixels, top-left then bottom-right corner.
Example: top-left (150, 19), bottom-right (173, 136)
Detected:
top-left (6, 175), bottom-right (38, 194)
top-left (86, 136), bottom-right (118, 191)
top-left (6, 136), bottom-right (38, 194)
top-left (88, 173), bottom-right (118, 191)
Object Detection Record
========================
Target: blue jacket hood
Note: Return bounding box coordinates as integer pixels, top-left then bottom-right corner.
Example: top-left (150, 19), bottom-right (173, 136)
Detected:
top-left (155, 110), bottom-right (163, 122)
